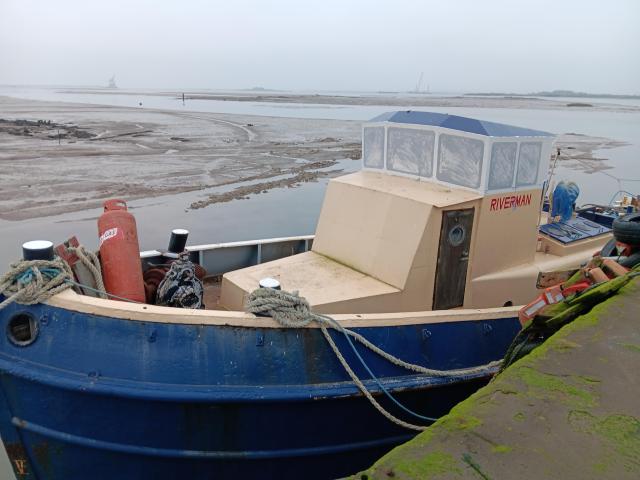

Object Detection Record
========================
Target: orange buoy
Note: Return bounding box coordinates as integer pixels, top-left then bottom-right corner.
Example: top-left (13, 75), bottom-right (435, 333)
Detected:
top-left (98, 199), bottom-right (146, 303)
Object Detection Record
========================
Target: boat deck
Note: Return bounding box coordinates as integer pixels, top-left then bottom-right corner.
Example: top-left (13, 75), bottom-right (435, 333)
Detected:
top-left (203, 277), bottom-right (226, 311)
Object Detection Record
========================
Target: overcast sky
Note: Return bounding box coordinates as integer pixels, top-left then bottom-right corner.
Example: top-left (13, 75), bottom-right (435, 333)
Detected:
top-left (1, 0), bottom-right (638, 94)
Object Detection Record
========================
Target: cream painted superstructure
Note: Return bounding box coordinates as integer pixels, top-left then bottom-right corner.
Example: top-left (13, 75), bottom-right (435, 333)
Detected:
top-left (222, 171), bottom-right (480, 313)
top-left (219, 113), bottom-right (610, 313)
top-left (220, 171), bottom-right (610, 313)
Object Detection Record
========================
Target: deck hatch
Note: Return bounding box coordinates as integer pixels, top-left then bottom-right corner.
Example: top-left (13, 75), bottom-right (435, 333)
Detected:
top-left (539, 217), bottom-right (611, 244)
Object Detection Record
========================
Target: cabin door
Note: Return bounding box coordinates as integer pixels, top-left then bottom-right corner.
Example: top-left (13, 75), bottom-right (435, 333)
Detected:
top-left (433, 208), bottom-right (474, 310)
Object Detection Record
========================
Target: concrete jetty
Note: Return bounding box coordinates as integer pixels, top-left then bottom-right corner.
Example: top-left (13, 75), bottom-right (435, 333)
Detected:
top-left (357, 279), bottom-right (640, 479)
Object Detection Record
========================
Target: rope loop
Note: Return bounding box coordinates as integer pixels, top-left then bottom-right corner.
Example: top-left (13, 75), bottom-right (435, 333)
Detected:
top-left (245, 287), bottom-right (502, 431)
top-left (0, 258), bottom-right (74, 311)
top-left (246, 288), bottom-right (316, 327)
top-left (0, 244), bottom-right (108, 310)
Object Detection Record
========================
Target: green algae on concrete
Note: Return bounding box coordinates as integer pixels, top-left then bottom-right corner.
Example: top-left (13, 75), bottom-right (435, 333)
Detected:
top-left (355, 279), bottom-right (640, 480)
top-left (491, 445), bottom-right (512, 454)
top-left (511, 366), bottom-right (598, 408)
top-left (392, 451), bottom-right (462, 479)
top-left (620, 343), bottom-right (640, 354)
top-left (358, 392), bottom-right (487, 480)
top-left (437, 395), bottom-right (483, 433)
top-left (569, 410), bottom-right (640, 473)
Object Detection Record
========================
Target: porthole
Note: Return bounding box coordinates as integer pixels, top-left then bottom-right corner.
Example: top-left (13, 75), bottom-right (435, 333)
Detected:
top-left (7, 313), bottom-right (39, 346)
top-left (448, 224), bottom-right (466, 247)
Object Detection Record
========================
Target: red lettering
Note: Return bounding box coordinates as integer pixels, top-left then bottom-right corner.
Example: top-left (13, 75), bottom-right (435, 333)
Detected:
top-left (490, 193), bottom-right (534, 212)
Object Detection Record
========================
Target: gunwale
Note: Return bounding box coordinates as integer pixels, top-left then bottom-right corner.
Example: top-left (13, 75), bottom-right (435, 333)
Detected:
top-left (45, 289), bottom-right (520, 328)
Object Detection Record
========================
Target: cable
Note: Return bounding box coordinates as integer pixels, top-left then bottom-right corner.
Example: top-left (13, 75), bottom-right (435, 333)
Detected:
top-left (321, 314), bottom-right (438, 423)
top-left (65, 279), bottom-right (145, 304)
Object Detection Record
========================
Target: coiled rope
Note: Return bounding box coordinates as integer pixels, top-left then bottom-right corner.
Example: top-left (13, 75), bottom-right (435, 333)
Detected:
top-left (0, 259), bottom-right (74, 311)
top-left (0, 245), bottom-right (109, 311)
top-left (246, 288), bottom-right (502, 431)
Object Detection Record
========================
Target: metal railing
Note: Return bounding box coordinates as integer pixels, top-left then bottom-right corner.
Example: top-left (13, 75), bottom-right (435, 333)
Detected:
top-left (141, 235), bottom-right (314, 277)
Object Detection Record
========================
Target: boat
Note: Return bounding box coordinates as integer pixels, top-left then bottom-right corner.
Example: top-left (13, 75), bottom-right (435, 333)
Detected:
top-left (576, 194), bottom-right (638, 228)
top-left (0, 112), bottom-right (615, 479)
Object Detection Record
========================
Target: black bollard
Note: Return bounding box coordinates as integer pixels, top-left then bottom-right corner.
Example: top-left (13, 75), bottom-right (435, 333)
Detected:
top-left (168, 229), bottom-right (189, 254)
top-left (22, 240), bottom-right (54, 261)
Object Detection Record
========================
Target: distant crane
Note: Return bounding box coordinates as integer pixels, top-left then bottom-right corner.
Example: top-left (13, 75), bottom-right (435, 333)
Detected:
top-left (414, 72), bottom-right (424, 93)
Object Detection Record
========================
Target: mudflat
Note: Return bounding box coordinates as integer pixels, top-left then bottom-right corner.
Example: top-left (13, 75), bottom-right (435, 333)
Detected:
top-left (0, 94), bottom-right (626, 221)
top-left (0, 96), bottom-right (361, 221)
top-left (56, 88), bottom-right (640, 113)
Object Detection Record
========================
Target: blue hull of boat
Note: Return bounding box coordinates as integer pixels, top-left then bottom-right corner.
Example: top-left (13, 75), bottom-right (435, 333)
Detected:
top-left (0, 300), bottom-right (519, 479)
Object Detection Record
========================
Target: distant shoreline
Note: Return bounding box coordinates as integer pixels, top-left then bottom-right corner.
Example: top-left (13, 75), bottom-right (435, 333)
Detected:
top-left (28, 88), bottom-right (637, 113)
top-left (466, 90), bottom-right (640, 100)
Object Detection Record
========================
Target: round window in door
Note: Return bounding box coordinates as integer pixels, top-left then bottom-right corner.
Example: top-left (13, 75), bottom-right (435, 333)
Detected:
top-left (448, 224), bottom-right (466, 247)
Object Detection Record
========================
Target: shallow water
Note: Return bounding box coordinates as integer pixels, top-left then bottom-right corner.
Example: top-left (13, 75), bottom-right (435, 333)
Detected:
top-left (0, 159), bottom-right (356, 269)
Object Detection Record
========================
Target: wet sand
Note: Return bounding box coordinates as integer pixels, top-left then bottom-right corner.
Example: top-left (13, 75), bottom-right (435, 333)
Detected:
top-left (0, 96), bottom-right (361, 221)
top-left (555, 133), bottom-right (628, 173)
top-left (57, 88), bottom-right (640, 112)
top-left (181, 93), bottom-right (640, 113)
top-left (0, 94), bottom-right (630, 223)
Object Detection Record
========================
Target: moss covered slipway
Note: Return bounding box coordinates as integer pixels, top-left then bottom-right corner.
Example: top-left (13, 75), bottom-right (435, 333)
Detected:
top-left (356, 279), bottom-right (640, 479)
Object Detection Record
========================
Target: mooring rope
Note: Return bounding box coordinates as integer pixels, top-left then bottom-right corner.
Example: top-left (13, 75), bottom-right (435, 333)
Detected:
top-left (0, 245), bottom-right (108, 310)
top-left (66, 245), bottom-right (107, 299)
top-left (0, 259), bottom-right (74, 311)
top-left (246, 288), bottom-right (502, 431)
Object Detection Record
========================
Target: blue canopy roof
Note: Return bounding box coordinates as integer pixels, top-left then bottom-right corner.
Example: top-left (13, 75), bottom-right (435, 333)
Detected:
top-left (371, 111), bottom-right (554, 137)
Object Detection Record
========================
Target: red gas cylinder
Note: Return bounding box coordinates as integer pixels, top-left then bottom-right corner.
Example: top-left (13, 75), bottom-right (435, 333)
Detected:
top-left (98, 199), bottom-right (146, 303)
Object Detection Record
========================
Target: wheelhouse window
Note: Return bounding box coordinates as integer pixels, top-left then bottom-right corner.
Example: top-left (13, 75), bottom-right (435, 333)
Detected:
top-left (516, 142), bottom-right (542, 186)
top-left (362, 127), bottom-right (385, 169)
top-left (488, 142), bottom-right (517, 190)
top-left (437, 134), bottom-right (484, 189)
top-left (387, 128), bottom-right (435, 177)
